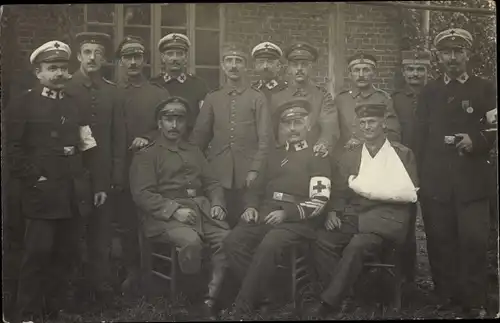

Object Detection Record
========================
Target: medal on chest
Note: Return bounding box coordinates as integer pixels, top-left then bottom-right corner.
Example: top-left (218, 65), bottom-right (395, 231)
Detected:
top-left (462, 100), bottom-right (474, 114)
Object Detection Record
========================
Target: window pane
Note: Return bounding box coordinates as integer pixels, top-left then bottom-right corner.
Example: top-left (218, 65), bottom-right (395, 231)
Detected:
top-left (86, 25), bottom-right (115, 63)
top-left (87, 4), bottom-right (115, 23)
top-left (195, 30), bottom-right (220, 66)
top-left (124, 4), bottom-right (151, 25)
top-left (124, 27), bottom-right (151, 64)
top-left (161, 4), bottom-right (187, 26)
top-left (195, 4), bottom-right (219, 29)
top-left (196, 68), bottom-right (220, 91)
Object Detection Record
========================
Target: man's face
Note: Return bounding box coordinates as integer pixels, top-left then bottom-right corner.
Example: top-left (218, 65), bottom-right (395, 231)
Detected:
top-left (254, 57), bottom-right (280, 81)
top-left (77, 43), bottom-right (105, 73)
top-left (157, 104), bottom-right (187, 141)
top-left (288, 59), bottom-right (312, 84)
top-left (359, 116), bottom-right (386, 142)
top-left (221, 55), bottom-right (246, 81)
top-left (349, 63), bottom-right (375, 89)
top-left (120, 53), bottom-right (145, 77)
top-left (279, 115), bottom-right (310, 144)
top-left (161, 49), bottom-right (187, 73)
top-left (437, 47), bottom-right (470, 76)
top-left (402, 64), bottom-right (428, 86)
top-left (35, 61), bottom-right (69, 90)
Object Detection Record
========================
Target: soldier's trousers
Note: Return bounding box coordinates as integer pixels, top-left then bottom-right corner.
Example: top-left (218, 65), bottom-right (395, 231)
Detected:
top-left (311, 218), bottom-right (384, 308)
top-left (223, 222), bottom-right (307, 310)
top-left (79, 198), bottom-right (113, 289)
top-left (224, 188), bottom-right (245, 228)
top-left (151, 221), bottom-right (229, 298)
top-left (421, 196), bottom-right (490, 308)
top-left (16, 217), bottom-right (80, 317)
top-left (401, 203), bottom-right (418, 282)
top-left (113, 189), bottom-right (140, 273)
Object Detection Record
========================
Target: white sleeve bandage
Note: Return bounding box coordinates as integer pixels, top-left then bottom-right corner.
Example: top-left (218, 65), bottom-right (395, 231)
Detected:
top-left (297, 176), bottom-right (331, 219)
top-left (79, 125), bottom-right (97, 151)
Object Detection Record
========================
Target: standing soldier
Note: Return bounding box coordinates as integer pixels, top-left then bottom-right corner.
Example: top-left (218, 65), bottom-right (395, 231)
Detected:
top-left (251, 41), bottom-right (288, 103)
top-left (415, 28), bottom-right (495, 318)
top-left (271, 42), bottom-right (339, 156)
top-left (130, 97), bottom-right (229, 320)
top-left (113, 36), bottom-right (171, 293)
top-left (392, 49), bottom-right (431, 285)
top-left (65, 32), bottom-right (117, 301)
top-left (6, 41), bottom-right (102, 322)
top-left (150, 33), bottom-right (209, 136)
top-left (334, 52), bottom-right (400, 155)
top-left (191, 43), bottom-right (272, 228)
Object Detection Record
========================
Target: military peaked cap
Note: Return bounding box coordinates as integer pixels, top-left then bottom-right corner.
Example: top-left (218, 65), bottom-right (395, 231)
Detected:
top-left (434, 28), bottom-right (473, 49)
top-left (355, 103), bottom-right (386, 118)
top-left (401, 49), bottom-right (431, 65)
top-left (155, 96), bottom-right (190, 119)
top-left (158, 33), bottom-right (191, 52)
top-left (30, 40), bottom-right (71, 64)
top-left (75, 32), bottom-right (111, 49)
top-left (117, 35), bottom-right (146, 57)
top-left (252, 41), bottom-right (283, 59)
top-left (347, 52), bottom-right (377, 69)
top-left (222, 43), bottom-right (249, 61)
top-left (276, 97), bottom-right (311, 121)
top-left (284, 41), bottom-right (318, 62)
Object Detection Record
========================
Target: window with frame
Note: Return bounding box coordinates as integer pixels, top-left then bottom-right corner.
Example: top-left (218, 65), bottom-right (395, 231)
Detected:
top-left (83, 4), bottom-right (224, 89)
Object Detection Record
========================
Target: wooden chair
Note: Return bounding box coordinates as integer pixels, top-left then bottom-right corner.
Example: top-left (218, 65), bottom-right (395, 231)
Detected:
top-left (137, 228), bottom-right (179, 299)
top-left (276, 244), bottom-right (311, 308)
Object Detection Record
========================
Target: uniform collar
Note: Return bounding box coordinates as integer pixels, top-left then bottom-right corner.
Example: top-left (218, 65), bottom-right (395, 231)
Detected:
top-left (164, 72), bottom-right (187, 84)
top-left (72, 70), bottom-right (103, 89)
top-left (121, 74), bottom-right (146, 88)
top-left (255, 79), bottom-right (278, 90)
top-left (157, 134), bottom-right (190, 151)
top-left (349, 85), bottom-right (376, 99)
top-left (285, 140), bottom-right (308, 152)
top-left (225, 82), bottom-right (249, 95)
top-left (444, 72), bottom-right (469, 85)
top-left (289, 81), bottom-right (313, 97)
top-left (40, 86), bottom-right (65, 99)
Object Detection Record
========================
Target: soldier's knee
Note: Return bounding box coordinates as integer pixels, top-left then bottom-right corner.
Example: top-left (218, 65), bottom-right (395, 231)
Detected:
top-left (343, 234), bottom-right (373, 255)
top-left (256, 233), bottom-right (285, 255)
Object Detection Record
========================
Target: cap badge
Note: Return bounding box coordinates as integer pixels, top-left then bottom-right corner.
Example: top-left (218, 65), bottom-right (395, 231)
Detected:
top-left (54, 42), bottom-right (60, 49)
top-left (450, 29), bottom-right (456, 35)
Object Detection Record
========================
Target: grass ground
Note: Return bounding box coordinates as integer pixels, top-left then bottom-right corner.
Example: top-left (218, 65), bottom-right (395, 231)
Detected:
top-left (3, 210), bottom-right (499, 322)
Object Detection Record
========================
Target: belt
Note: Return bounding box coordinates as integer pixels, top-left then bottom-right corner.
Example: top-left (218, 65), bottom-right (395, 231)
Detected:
top-left (271, 191), bottom-right (304, 204)
top-left (165, 188), bottom-right (199, 198)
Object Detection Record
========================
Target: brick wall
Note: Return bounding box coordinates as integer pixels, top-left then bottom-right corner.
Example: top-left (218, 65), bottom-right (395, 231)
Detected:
top-left (226, 3), bottom-right (403, 93)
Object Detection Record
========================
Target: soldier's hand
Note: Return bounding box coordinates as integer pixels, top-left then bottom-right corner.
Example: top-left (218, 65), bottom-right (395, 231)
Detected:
top-left (325, 211), bottom-right (342, 231)
top-left (94, 191), bottom-right (107, 207)
top-left (264, 210), bottom-right (287, 225)
top-left (486, 108), bottom-right (497, 125)
top-left (344, 138), bottom-right (362, 150)
top-left (245, 171), bottom-right (259, 188)
top-left (241, 207), bottom-right (259, 223)
top-left (173, 208), bottom-right (197, 224)
top-left (455, 133), bottom-right (473, 154)
top-left (210, 205), bottom-right (226, 221)
top-left (313, 141), bottom-right (329, 158)
top-left (129, 137), bottom-right (150, 150)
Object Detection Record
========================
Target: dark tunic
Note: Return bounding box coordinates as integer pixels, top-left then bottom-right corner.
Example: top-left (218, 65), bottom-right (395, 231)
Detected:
top-left (251, 78), bottom-right (288, 105)
top-left (129, 135), bottom-right (228, 239)
top-left (191, 84), bottom-right (272, 189)
top-left (415, 75), bottom-right (495, 203)
top-left (150, 72), bottom-right (209, 134)
top-left (392, 85), bottom-right (421, 150)
top-left (66, 70), bottom-right (122, 192)
top-left (5, 85), bottom-right (95, 219)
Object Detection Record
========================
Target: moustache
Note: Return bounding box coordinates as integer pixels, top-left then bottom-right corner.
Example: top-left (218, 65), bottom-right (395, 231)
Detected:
top-left (229, 68), bottom-right (239, 73)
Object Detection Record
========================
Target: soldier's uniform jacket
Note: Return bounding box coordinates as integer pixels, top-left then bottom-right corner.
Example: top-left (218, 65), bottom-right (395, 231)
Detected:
top-left (129, 135), bottom-right (228, 239)
top-left (5, 85), bottom-right (96, 219)
top-left (415, 75), bottom-right (496, 203)
top-left (331, 141), bottom-right (418, 244)
top-left (252, 79), bottom-right (288, 104)
top-left (245, 140), bottom-right (332, 239)
top-left (150, 73), bottom-right (209, 134)
top-left (191, 84), bottom-right (272, 189)
top-left (271, 82), bottom-right (339, 151)
top-left (392, 85), bottom-right (420, 150)
top-left (334, 85), bottom-right (401, 152)
top-left (66, 70), bottom-right (121, 192)
top-left (114, 75), bottom-right (170, 186)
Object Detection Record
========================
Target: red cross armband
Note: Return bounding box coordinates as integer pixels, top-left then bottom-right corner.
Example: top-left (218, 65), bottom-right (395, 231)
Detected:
top-left (296, 176), bottom-right (331, 219)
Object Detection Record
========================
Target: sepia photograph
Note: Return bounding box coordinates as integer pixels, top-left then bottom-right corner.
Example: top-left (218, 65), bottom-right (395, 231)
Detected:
top-left (1, 2), bottom-right (498, 322)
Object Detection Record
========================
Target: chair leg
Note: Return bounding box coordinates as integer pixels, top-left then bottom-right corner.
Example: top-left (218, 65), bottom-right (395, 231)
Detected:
top-left (291, 245), bottom-right (298, 308)
top-left (170, 246), bottom-right (178, 299)
top-left (392, 266), bottom-right (402, 312)
top-left (138, 231), bottom-right (152, 294)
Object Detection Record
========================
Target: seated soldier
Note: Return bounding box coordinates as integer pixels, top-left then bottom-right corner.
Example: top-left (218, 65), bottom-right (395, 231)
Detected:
top-left (223, 98), bottom-right (332, 317)
top-left (306, 103), bottom-right (419, 319)
top-left (129, 97), bottom-right (229, 319)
